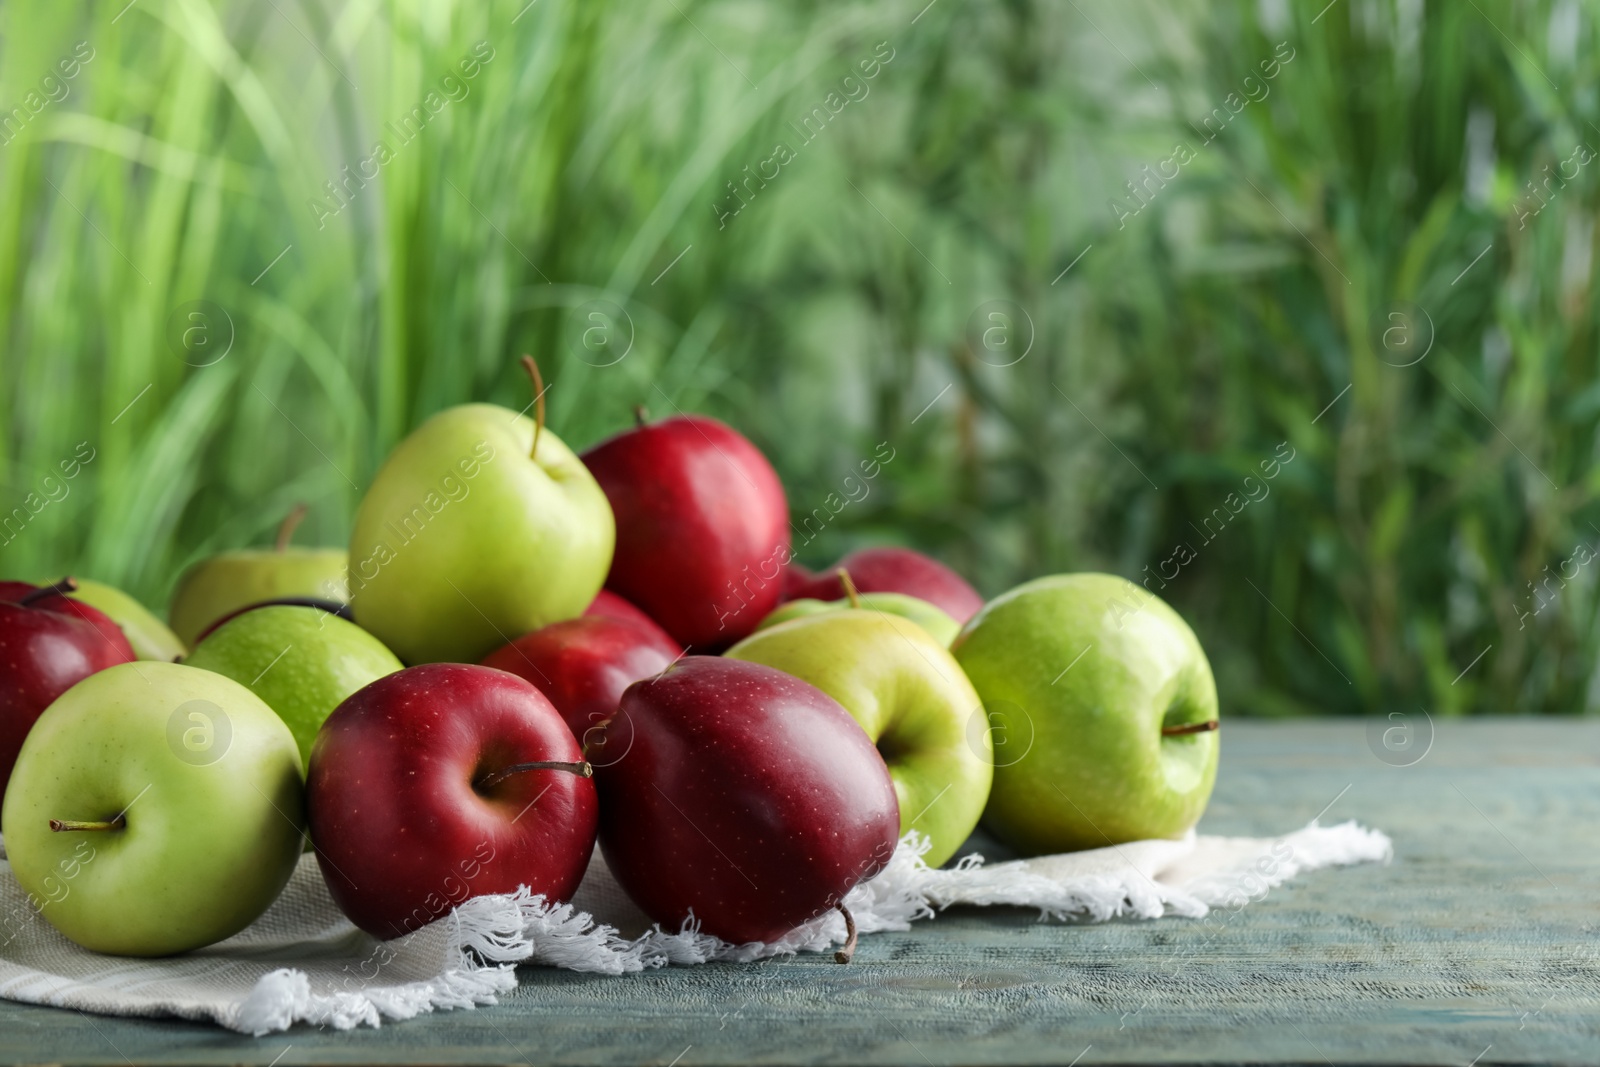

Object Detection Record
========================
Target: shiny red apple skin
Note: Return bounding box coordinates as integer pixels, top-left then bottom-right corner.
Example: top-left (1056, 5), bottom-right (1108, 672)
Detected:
top-left (583, 590), bottom-right (679, 651)
top-left (0, 580), bottom-right (136, 662)
top-left (581, 416), bottom-right (789, 651)
top-left (307, 663), bottom-right (599, 940)
top-left (593, 656), bottom-right (899, 945)
top-left (786, 547), bottom-right (984, 623)
top-left (481, 616), bottom-right (679, 744)
top-left (0, 593), bottom-right (135, 797)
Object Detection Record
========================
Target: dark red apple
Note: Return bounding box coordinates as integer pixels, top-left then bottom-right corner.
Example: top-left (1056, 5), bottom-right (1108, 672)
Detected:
top-left (786, 547), bottom-right (984, 623)
top-left (192, 596), bottom-right (354, 644)
top-left (583, 590), bottom-right (679, 651)
top-left (0, 580), bottom-right (136, 796)
top-left (307, 663), bottom-right (599, 939)
top-left (592, 657), bottom-right (899, 949)
top-left (581, 414), bottom-right (789, 651)
top-left (781, 563), bottom-right (815, 601)
top-left (481, 616), bottom-right (680, 745)
top-left (0, 578), bottom-right (136, 661)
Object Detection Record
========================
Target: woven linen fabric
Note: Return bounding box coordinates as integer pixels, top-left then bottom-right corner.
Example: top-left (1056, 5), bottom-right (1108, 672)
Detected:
top-left (0, 820), bottom-right (1392, 1035)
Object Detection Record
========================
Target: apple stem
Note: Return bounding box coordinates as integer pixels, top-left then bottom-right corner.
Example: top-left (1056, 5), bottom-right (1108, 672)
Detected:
top-left (50, 815), bottom-right (125, 833)
top-left (520, 355), bottom-right (547, 461)
top-left (19, 577), bottom-right (78, 605)
top-left (275, 504), bottom-right (308, 552)
top-left (476, 759), bottom-right (592, 790)
top-left (580, 718), bottom-right (612, 759)
top-left (837, 568), bottom-right (862, 610)
top-left (1162, 720), bottom-right (1220, 737)
top-left (833, 903), bottom-right (858, 964)
top-left (632, 405), bottom-right (649, 428)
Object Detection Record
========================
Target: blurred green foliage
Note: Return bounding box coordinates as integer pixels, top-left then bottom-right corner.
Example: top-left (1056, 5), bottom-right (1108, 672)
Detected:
top-left (2, 0), bottom-right (1598, 715)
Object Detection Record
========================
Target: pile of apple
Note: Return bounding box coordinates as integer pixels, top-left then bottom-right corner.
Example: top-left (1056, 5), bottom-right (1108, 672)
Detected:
top-left (0, 362), bottom-right (1220, 963)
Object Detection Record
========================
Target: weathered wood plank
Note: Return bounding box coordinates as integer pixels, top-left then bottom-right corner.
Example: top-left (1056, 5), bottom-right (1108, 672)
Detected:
top-left (0, 719), bottom-right (1595, 1066)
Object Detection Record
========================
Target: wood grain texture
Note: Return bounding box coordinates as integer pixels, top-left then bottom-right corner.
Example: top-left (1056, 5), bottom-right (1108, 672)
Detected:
top-left (0, 718), bottom-right (1595, 1066)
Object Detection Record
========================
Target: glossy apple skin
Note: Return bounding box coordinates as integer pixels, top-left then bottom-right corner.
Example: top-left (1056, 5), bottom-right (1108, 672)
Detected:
top-left (788, 547), bottom-right (984, 624)
top-left (169, 547), bottom-right (349, 648)
top-left (193, 597), bottom-right (355, 644)
top-left (481, 616), bottom-right (679, 744)
top-left (951, 573), bottom-right (1219, 854)
top-left (63, 578), bottom-right (186, 661)
top-left (756, 592), bottom-right (960, 647)
top-left (582, 416), bottom-right (788, 651)
top-left (350, 405), bottom-right (614, 665)
top-left (186, 606), bottom-right (403, 766)
top-left (593, 657), bottom-right (899, 945)
top-left (307, 663), bottom-right (599, 940)
top-left (727, 612), bottom-right (990, 867)
top-left (0, 581), bottom-right (137, 662)
top-left (2, 662), bottom-right (304, 956)
top-left (583, 590), bottom-right (679, 651)
top-left (0, 589), bottom-right (136, 797)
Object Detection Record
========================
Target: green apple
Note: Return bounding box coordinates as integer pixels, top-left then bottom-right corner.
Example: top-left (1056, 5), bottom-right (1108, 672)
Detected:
top-left (168, 508), bottom-right (348, 647)
top-left (757, 592), bottom-right (960, 646)
top-left (1, 661), bottom-right (304, 956)
top-left (184, 605), bottom-right (401, 764)
top-left (951, 573), bottom-right (1219, 855)
top-left (64, 578), bottom-right (186, 661)
top-left (727, 611), bottom-right (991, 867)
top-left (348, 395), bottom-right (614, 664)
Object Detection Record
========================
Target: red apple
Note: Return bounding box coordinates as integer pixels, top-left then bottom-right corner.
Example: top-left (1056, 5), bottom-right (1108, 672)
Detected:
top-left (307, 663), bottom-right (599, 939)
top-left (0, 578), bottom-right (136, 661)
top-left (0, 579), bottom-right (136, 797)
top-left (583, 590), bottom-right (678, 651)
top-left (592, 657), bottom-right (899, 949)
top-left (481, 616), bottom-right (680, 745)
top-left (581, 415), bottom-right (788, 651)
top-left (786, 547), bottom-right (984, 623)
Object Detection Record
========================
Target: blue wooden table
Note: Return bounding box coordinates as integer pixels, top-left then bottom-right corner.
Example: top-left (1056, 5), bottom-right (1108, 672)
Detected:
top-left (0, 718), bottom-right (1595, 1065)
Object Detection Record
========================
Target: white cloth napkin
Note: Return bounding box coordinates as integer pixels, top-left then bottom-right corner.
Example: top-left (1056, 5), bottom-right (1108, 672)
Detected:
top-left (0, 820), bottom-right (1391, 1035)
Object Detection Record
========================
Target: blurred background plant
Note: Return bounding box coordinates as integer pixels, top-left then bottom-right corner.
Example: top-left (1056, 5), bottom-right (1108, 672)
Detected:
top-left (2, 0), bottom-right (1598, 716)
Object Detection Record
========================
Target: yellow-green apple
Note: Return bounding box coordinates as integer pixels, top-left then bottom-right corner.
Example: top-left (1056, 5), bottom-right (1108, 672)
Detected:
top-left (756, 590), bottom-right (959, 647)
top-left (62, 578), bottom-right (185, 661)
top-left (169, 507), bottom-right (348, 647)
top-left (192, 597), bottom-right (354, 644)
top-left (727, 612), bottom-right (989, 867)
top-left (185, 605), bottom-right (402, 765)
top-left (1, 661), bottom-right (304, 956)
top-left (349, 362), bottom-right (614, 664)
top-left (951, 573), bottom-right (1219, 855)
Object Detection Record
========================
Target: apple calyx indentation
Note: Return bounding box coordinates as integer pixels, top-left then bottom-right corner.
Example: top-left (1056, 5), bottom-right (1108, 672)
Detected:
top-left (475, 759), bottom-right (592, 791)
top-left (275, 503), bottom-right (308, 552)
top-left (19, 576), bottom-right (79, 606)
top-left (49, 815), bottom-right (125, 833)
top-left (520, 355), bottom-right (547, 462)
top-left (837, 568), bottom-right (863, 610)
top-left (833, 903), bottom-right (858, 964)
top-left (1161, 720), bottom-right (1219, 737)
